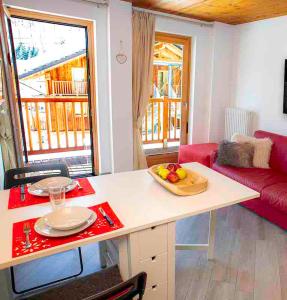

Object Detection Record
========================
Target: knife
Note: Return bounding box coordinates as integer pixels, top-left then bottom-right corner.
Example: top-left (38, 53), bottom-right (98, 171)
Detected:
top-left (20, 184), bottom-right (25, 202)
top-left (99, 207), bottom-right (114, 227)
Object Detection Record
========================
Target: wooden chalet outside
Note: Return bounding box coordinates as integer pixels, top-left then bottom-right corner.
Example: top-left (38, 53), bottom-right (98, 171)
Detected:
top-left (20, 50), bottom-right (90, 156)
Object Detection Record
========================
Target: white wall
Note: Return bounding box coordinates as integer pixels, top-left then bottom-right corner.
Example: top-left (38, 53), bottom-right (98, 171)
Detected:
top-left (232, 16), bottom-right (287, 135)
top-left (107, 0), bottom-right (133, 172)
top-left (208, 22), bottom-right (234, 142)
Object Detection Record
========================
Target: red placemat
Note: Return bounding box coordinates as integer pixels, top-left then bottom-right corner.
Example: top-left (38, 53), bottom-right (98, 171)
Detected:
top-left (8, 178), bottom-right (95, 209)
top-left (12, 202), bottom-right (123, 258)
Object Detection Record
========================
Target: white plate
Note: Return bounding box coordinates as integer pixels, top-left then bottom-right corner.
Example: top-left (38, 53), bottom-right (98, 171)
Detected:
top-left (34, 211), bottom-right (97, 237)
top-left (34, 177), bottom-right (73, 192)
top-left (44, 207), bottom-right (93, 231)
top-left (28, 181), bottom-right (77, 197)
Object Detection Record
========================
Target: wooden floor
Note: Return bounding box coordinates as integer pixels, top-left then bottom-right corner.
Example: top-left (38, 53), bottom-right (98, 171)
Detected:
top-left (15, 204), bottom-right (286, 299)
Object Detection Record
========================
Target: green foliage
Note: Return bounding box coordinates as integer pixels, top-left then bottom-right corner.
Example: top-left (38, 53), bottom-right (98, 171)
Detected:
top-left (15, 43), bottom-right (39, 60)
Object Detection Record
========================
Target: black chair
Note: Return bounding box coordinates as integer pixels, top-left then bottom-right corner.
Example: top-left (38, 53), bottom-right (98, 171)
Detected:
top-left (4, 163), bottom-right (70, 189)
top-left (24, 266), bottom-right (147, 300)
top-left (5, 163), bottom-right (84, 294)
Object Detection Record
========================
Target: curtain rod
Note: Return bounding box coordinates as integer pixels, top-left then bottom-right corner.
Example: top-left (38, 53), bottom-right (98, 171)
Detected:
top-left (133, 6), bottom-right (213, 28)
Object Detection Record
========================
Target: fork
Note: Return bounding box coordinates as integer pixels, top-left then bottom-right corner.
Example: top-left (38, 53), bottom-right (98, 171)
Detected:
top-left (76, 181), bottom-right (83, 190)
top-left (20, 184), bottom-right (25, 202)
top-left (23, 223), bottom-right (31, 249)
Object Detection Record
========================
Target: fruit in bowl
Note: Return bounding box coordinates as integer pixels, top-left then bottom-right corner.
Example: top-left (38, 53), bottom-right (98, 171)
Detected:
top-left (155, 163), bottom-right (187, 183)
top-left (166, 163), bottom-right (181, 172)
top-left (167, 171), bottom-right (180, 183)
top-left (176, 168), bottom-right (187, 180)
top-left (158, 168), bottom-right (170, 180)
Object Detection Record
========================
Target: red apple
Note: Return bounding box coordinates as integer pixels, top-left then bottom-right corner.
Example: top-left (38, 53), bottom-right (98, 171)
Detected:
top-left (167, 163), bottom-right (182, 172)
top-left (167, 171), bottom-right (180, 183)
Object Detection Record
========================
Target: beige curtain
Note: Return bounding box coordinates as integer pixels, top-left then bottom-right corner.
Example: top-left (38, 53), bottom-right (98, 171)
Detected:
top-left (0, 106), bottom-right (16, 170)
top-left (0, 58), bottom-right (16, 170)
top-left (0, 2), bottom-right (21, 170)
top-left (132, 11), bottom-right (155, 170)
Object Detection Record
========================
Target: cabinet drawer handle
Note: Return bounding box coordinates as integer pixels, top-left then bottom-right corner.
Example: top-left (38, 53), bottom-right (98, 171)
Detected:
top-left (152, 284), bottom-right (157, 290)
top-left (151, 256), bottom-right (156, 261)
top-left (151, 226), bottom-right (156, 230)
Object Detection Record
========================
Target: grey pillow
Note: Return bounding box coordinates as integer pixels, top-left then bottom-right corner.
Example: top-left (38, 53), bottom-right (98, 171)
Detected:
top-left (216, 141), bottom-right (254, 168)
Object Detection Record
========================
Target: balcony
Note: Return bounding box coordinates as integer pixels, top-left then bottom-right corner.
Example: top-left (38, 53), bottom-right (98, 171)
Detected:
top-left (142, 97), bottom-right (181, 149)
top-left (21, 95), bottom-right (92, 176)
top-left (51, 80), bottom-right (88, 96)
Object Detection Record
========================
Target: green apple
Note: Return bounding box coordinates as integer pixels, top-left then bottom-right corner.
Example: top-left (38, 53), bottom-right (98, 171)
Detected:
top-left (176, 168), bottom-right (187, 180)
top-left (158, 168), bottom-right (170, 180)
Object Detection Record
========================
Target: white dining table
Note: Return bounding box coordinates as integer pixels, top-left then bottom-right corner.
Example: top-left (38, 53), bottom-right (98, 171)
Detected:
top-left (0, 163), bottom-right (259, 300)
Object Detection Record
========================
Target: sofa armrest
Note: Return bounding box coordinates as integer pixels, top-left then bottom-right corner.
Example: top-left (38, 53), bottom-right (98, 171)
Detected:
top-left (210, 150), bottom-right (218, 167)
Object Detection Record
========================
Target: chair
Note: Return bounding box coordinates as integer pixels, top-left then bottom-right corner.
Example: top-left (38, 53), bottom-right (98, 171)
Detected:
top-left (4, 163), bottom-right (84, 294)
top-left (4, 163), bottom-right (70, 189)
top-left (0, 145), bottom-right (4, 190)
top-left (24, 266), bottom-right (147, 300)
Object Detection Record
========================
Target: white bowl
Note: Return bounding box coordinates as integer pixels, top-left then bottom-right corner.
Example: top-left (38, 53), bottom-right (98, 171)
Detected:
top-left (44, 206), bottom-right (93, 231)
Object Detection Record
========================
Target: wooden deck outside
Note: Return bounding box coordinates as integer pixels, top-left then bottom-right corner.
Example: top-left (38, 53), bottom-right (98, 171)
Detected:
top-left (28, 153), bottom-right (92, 177)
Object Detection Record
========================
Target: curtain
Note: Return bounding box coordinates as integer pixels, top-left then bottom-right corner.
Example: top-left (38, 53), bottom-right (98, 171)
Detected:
top-left (0, 2), bottom-right (22, 170)
top-left (132, 11), bottom-right (155, 169)
top-left (0, 58), bottom-right (16, 170)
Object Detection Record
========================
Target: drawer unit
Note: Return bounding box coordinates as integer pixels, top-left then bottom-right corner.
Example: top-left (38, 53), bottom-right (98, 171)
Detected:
top-left (129, 223), bottom-right (173, 300)
top-left (134, 252), bottom-right (167, 288)
top-left (144, 282), bottom-right (167, 300)
top-left (101, 222), bottom-right (176, 300)
top-left (130, 224), bottom-right (168, 260)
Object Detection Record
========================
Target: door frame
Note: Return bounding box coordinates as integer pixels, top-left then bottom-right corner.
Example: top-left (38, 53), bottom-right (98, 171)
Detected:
top-left (155, 32), bottom-right (191, 145)
top-left (7, 7), bottom-right (99, 174)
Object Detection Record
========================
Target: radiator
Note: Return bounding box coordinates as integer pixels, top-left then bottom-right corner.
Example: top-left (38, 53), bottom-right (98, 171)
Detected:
top-left (224, 107), bottom-right (254, 140)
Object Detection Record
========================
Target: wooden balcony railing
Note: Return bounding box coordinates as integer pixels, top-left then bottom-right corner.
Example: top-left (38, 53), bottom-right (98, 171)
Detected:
top-left (142, 97), bottom-right (181, 145)
top-left (21, 97), bottom-right (90, 155)
top-left (52, 80), bottom-right (88, 96)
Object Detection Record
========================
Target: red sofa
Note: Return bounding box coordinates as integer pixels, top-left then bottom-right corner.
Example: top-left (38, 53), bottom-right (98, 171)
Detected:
top-left (179, 130), bottom-right (287, 230)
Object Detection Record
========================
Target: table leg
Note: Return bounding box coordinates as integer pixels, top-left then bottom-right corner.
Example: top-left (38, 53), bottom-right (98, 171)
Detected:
top-left (0, 269), bottom-right (13, 300)
top-left (175, 210), bottom-right (217, 260)
top-left (207, 210), bottom-right (217, 260)
top-left (99, 241), bottom-right (107, 268)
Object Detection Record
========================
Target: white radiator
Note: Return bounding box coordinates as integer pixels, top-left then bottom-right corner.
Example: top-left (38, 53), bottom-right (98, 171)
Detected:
top-left (224, 107), bottom-right (254, 140)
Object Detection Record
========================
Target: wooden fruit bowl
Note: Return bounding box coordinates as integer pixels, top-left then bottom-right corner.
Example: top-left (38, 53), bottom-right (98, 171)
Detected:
top-left (148, 164), bottom-right (208, 196)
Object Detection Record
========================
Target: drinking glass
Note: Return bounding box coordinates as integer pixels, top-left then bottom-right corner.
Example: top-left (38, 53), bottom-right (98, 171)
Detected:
top-left (49, 185), bottom-right (66, 210)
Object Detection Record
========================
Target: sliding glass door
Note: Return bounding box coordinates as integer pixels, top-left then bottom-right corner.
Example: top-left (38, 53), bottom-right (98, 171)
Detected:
top-left (3, 7), bottom-right (99, 177)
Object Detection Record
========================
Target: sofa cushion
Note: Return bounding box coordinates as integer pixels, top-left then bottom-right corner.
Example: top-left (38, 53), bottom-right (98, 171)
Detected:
top-left (212, 163), bottom-right (287, 192)
top-left (232, 133), bottom-right (273, 168)
top-left (255, 130), bottom-right (287, 174)
top-left (261, 183), bottom-right (287, 214)
top-left (216, 140), bottom-right (254, 168)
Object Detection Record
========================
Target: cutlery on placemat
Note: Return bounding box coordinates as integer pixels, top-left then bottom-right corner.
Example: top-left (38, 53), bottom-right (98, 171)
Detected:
top-left (76, 181), bottom-right (83, 190)
top-left (20, 184), bottom-right (25, 202)
top-left (23, 222), bottom-right (31, 249)
top-left (99, 207), bottom-right (114, 227)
